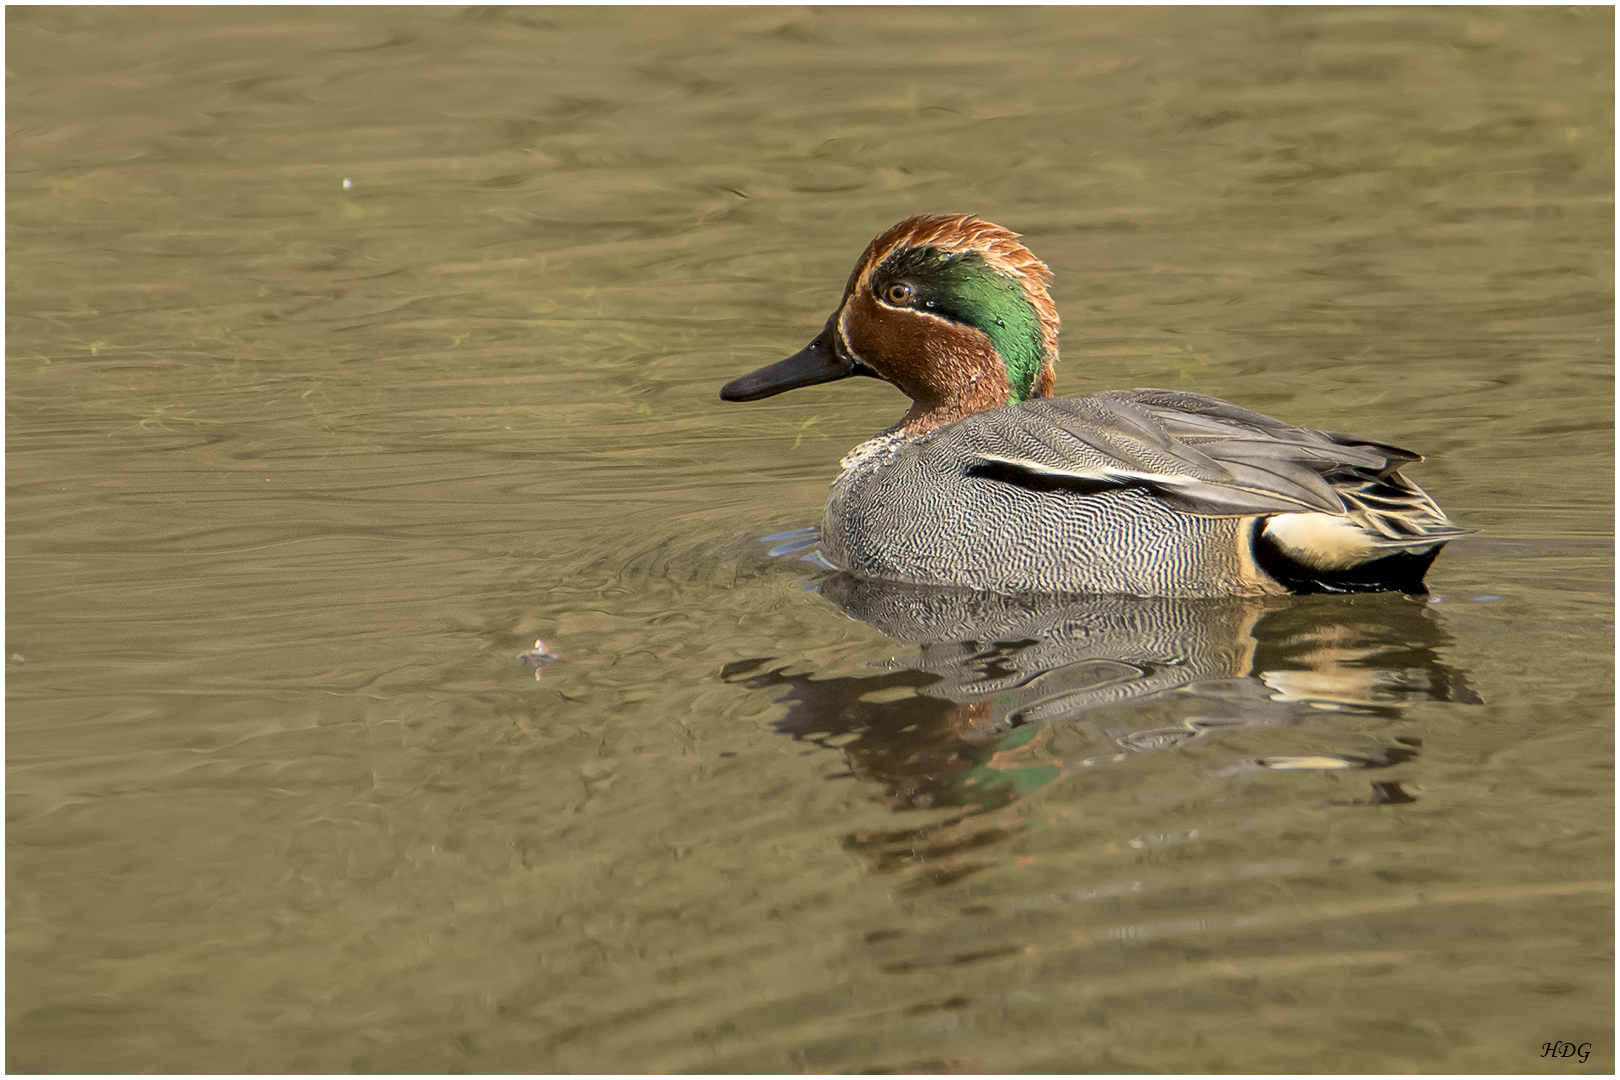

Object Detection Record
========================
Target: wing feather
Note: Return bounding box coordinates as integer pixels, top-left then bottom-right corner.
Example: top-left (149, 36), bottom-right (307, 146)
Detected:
top-left (937, 388), bottom-right (1465, 542)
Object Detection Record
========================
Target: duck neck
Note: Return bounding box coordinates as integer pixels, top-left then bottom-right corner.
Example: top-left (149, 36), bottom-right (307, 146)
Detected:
top-left (893, 353), bottom-right (1049, 437)
top-left (898, 394), bottom-right (1003, 437)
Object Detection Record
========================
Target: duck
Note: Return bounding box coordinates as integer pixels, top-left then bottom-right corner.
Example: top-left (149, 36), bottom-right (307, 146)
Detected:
top-left (720, 214), bottom-right (1468, 599)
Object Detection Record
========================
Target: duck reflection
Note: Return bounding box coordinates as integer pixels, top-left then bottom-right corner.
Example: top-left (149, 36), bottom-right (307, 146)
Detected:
top-left (723, 575), bottom-right (1477, 887)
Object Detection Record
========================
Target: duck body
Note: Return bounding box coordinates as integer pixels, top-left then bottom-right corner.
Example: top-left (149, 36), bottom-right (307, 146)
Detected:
top-left (824, 414), bottom-right (1264, 597)
top-left (722, 215), bottom-right (1466, 599)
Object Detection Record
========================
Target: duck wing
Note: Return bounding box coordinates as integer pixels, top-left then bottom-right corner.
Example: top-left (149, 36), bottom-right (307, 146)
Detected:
top-left (949, 389), bottom-right (1467, 546)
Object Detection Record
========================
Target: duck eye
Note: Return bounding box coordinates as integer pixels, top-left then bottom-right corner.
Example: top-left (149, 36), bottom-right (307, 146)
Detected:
top-left (884, 282), bottom-right (913, 305)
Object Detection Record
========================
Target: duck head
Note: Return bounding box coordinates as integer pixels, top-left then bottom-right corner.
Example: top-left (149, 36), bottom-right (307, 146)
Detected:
top-left (721, 215), bottom-right (1061, 434)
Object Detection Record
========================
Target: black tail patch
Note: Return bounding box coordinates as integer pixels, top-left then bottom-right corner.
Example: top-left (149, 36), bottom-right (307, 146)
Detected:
top-left (1252, 520), bottom-right (1443, 595)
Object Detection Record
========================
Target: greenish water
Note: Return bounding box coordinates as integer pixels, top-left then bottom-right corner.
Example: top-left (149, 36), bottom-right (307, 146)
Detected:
top-left (7, 6), bottom-right (1612, 1073)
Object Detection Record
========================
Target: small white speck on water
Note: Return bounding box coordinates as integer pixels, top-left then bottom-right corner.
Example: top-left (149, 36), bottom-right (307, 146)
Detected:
top-left (342, 178), bottom-right (352, 189)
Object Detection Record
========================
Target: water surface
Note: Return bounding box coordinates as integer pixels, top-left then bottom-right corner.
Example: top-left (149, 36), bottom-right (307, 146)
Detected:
top-left (7, 7), bottom-right (1612, 1073)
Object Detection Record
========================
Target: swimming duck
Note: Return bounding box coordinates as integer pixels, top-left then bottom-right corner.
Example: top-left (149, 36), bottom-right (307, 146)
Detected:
top-left (721, 215), bottom-right (1467, 598)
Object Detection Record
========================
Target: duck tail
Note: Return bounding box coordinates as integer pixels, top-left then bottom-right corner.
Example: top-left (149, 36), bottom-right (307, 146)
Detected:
top-left (1255, 470), bottom-right (1472, 594)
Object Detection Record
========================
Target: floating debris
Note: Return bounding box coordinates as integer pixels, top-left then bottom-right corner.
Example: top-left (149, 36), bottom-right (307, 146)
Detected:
top-left (517, 639), bottom-right (561, 681)
top-left (1257, 755), bottom-right (1354, 770)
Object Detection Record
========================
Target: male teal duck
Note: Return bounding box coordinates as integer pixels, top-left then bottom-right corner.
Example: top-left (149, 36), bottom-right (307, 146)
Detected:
top-left (721, 215), bottom-right (1468, 598)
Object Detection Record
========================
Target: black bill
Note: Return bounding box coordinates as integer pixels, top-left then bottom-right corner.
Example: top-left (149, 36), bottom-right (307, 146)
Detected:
top-left (720, 315), bottom-right (873, 401)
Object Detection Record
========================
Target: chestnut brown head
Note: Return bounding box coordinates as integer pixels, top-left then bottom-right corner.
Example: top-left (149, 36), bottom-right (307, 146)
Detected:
top-left (722, 215), bottom-right (1060, 431)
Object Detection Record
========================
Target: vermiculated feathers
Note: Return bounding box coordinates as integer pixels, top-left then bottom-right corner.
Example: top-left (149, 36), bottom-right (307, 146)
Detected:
top-left (823, 390), bottom-right (1467, 598)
